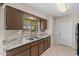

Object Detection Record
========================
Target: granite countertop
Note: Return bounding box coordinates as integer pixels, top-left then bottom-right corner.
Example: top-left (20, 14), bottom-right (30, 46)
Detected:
top-left (3, 34), bottom-right (50, 51)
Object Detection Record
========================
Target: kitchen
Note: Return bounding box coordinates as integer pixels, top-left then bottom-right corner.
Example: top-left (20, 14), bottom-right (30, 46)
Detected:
top-left (0, 3), bottom-right (77, 56)
top-left (2, 3), bottom-right (51, 56)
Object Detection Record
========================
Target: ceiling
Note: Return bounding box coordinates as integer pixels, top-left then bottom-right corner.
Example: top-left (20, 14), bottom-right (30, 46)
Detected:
top-left (24, 3), bottom-right (79, 18)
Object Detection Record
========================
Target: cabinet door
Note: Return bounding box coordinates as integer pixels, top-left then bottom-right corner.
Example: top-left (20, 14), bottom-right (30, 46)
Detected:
top-left (39, 41), bottom-right (44, 55)
top-left (15, 49), bottom-right (30, 56)
top-left (43, 38), bottom-right (48, 51)
top-left (40, 19), bottom-right (47, 31)
top-left (31, 45), bottom-right (38, 56)
top-left (48, 37), bottom-right (51, 48)
top-left (43, 20), bottom-right (47, 30)
top-left (6, 44), bottom-right (30, 56)
top-left (6, 6), bottom-right (23, 30)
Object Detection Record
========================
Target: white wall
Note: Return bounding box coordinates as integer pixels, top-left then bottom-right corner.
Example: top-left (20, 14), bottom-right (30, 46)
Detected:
top-left (47, 16), bottom-right (54, 34)
top-left (0, 5), bottom-right (5, 55)
top-left (55, 15), bottom-right (78, 49)
top-left (72, 15), bottom-right (79, 49)
top-left (47, 16), bottom-right (55, 45)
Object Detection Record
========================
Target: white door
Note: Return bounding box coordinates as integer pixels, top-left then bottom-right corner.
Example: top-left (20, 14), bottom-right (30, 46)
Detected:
top-left (60, 21), bottom-right (72, 47)
top-left (55, 20), bottom-right (73, 47)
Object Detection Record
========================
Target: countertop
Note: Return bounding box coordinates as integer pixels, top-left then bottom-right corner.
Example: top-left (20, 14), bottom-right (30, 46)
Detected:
top-left (3, 34), bottom-right (50, 51)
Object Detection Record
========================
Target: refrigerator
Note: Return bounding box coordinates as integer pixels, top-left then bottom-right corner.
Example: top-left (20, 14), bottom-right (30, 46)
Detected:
top-left (77, 24), bottom-right (79, 55)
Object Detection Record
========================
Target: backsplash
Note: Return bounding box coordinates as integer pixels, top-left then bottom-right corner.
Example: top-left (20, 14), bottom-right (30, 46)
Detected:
top-left (4, 30), bottom-right (22, 44)
top-left (3, 29), bottom-right (48, 45)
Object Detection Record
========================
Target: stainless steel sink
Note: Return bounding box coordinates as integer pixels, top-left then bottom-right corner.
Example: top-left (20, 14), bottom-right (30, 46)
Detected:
top-left (26, 36), bottom-right (35, 40)
top-left (28, 37), bottom-right (34, 40)
top-left (26, 36), bottom-right (40, 40)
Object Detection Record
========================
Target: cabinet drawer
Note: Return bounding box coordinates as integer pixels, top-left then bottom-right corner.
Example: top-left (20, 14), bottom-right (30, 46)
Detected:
top-left (38, 39), bottom-right (43, 43)
top-left (6, 44), bottom-right (30, 56)
top-left (15, 49), bottom-right (30, 56)
top-left (31, 41), bottom-right (39, 47)
top-left (44, 39), bottom-right (48, 44)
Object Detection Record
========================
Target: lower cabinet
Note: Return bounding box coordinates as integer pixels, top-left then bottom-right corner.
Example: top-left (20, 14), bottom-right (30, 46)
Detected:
top-left (6, 36), bottom-right (51, 56)
top-left (38, 40), bottom-right (44, 55)
top-left (48, 37), bottom-right (50, 48)
top-left (15, 49), bottom-right (30, 56)
top-left (43, 38), bottom-right (48, 51)
top-left (6, 44), bottom-right (30, 56)
top-left (31, 45), bottom-right (39, 56)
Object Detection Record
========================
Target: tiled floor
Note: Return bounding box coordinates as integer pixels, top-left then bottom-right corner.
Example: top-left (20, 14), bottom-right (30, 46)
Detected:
top-left (41, 44), bottom-right (77, 56)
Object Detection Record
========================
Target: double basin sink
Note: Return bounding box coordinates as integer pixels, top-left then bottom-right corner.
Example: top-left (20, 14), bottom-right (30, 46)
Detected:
top-left (26, 36), bottom-right (41, 40)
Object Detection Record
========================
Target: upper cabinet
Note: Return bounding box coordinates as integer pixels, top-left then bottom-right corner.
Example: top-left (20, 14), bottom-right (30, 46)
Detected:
top-left (39, 18), bottom-right (47, 31)
top-left (6, 5), bottom-right (47, 31)
top-left (6, 6), bottom-right (23, 30)
top-left (6, 6), bottom-right (38, 30)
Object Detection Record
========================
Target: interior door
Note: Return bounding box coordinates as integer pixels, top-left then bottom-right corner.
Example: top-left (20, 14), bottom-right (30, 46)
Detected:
top-left (55, 20), bottom-right (73, 47)
top-left (60, 21), bottom-right (72, 47)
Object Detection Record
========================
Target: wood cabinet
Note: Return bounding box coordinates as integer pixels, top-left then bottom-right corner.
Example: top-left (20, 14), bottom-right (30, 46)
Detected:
top-left (15, 49), bottom-right (30, 56)
top-left (6, 6), bottom-right (47, 30)
top-left (39, 19), bottom-right (47, 31)
top-left (43, 38), bottom-right (48, 51)
top-left (31, 45), bottom-right (38, 56)
top-left (6, 6), bottom-right (23, 30)
top-left (6, 44), bottom-right (30, 56)
top-left (48, 37), bottom-right (51, 48)
top-left (6, 36), bottom-right (50, 56)
top-left (38, 40), bottom-right (44, 55)
top-left (30, 41), bottom-right (39, 56)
